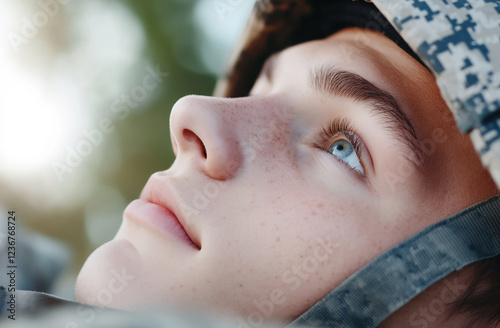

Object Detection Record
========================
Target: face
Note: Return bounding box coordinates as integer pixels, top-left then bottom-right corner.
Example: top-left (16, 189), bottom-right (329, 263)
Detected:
top-left (76, 28), bottom-right (497, 323)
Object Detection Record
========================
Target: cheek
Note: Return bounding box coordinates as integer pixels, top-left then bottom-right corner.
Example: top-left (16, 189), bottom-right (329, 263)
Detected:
top-left (241, 108), bottom-right (293, 164)
top-left (215, 183), bottom-right (377, 320)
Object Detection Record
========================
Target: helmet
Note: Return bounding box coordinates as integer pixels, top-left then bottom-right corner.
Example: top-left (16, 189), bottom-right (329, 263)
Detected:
top-left (216, 1), bottom-right (500, 327)
top-left (216, 0), bottom-right (500, 190)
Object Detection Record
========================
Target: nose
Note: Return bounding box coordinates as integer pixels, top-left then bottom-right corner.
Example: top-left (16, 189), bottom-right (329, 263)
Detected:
top-left (169, 95), bottom-right (242, 180)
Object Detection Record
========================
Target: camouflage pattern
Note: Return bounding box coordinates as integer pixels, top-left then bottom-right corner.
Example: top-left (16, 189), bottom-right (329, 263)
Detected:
top-left (216, 0), bottom-right (500, 188)
top-left (3, 2), bottom-right (500, 327)
top-left (373, 0), bottom-right (500, 194)
top-left (286, 195), bottom-right (500, 328)
top-left (215, 1), bottom-right (500, 326)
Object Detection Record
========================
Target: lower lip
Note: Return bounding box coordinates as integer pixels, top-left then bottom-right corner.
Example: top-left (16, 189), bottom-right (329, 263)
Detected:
top-left (124, 199), bottom-right (197, 248)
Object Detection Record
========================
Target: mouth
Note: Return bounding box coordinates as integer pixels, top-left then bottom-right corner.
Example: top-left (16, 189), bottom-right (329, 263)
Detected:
top-left (124, 176), bottom-right (201, 250)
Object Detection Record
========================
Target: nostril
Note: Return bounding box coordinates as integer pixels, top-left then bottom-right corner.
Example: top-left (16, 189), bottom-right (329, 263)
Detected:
top-left (202, 144), bottom-right (207, 159)
top-left (182, 129), bottom-right (207, 159)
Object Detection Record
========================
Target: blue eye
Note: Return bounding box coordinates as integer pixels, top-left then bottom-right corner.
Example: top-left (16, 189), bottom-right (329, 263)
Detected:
top-left (327, 138), bottom-right (364, 175)
top-left (321, 118), bottom-right (366, 176)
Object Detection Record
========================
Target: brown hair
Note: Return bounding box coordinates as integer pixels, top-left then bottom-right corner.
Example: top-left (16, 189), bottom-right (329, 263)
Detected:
top-left (449, 255), bottom-right (500, 328)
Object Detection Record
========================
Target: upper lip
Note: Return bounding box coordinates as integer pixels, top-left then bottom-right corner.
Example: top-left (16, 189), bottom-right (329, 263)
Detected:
top-left (140, 173), bottom-right (201, 249)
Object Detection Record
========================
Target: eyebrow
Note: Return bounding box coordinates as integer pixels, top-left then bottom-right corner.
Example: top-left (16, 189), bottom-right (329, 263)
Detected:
top-left (310, 65), bottom-right (423, 164)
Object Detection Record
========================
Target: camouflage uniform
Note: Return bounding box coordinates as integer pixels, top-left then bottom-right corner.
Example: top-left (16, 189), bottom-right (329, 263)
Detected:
top-left (2, 1), bottom-right (500, 327)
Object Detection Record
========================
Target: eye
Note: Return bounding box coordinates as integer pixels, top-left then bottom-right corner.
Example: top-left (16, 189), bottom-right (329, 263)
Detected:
top-left (320, 118), bottom-right (366, 176)
top-left (327, 138), bottom-right (364, 175)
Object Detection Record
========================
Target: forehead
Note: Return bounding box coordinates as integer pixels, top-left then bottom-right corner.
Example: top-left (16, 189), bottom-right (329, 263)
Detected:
top-left (276, 29), bottom-right (423, 91)
top-left (268, 28), bottom-right (444, 138)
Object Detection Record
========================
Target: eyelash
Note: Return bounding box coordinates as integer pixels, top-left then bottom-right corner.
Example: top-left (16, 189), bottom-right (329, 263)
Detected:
top-left (319, 118), bottom-right (366, 176)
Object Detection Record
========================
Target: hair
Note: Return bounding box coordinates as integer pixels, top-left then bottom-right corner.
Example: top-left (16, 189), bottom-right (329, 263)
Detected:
top-left (305, 3), bottom-right (500, 325)
top-left (448, 255), bottom-right (500, 328)
top-left (244, 2), bottom-right (500, 325)
top-left (299, 0), bottom-right (427, 68)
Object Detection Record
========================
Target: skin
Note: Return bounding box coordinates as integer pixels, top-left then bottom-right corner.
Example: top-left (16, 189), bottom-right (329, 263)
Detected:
top-left (76, 28), bottom-right (498, 326)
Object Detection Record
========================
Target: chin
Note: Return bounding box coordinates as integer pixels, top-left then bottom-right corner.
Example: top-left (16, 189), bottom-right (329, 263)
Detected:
top-left (75, 239), bottom-right (142, 309)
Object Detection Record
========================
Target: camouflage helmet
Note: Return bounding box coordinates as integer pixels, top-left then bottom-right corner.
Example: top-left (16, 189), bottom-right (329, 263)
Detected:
top-left (215, 0), bottom-right (500, 189)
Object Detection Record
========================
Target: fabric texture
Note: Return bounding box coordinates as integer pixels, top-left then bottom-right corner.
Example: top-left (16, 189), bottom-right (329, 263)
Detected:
top-left (373, 0), bottom-right (500, 200)
top-left (215, 0), bottom-right (500, 189)
top-left (287, 195), bottom-right (500, 328)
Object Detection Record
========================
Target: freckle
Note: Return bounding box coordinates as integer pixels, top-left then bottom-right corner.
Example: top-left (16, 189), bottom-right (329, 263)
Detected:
top-left (239, 284), bottom-right (243, 288)
top-left (261, 222), bottom-right (266, 226)
top-left (299, 255), bottom-right (304, 259)
top-left (317, 203), bottom-right (324, 208)
top-left (206, 280), bottom-right (211, 284)
top-left (180, 284), bottom-right (184, 288)
top-left (312, 210), bottom-right (317, 215)
top-left (276, 237), bottom-right (280, 242)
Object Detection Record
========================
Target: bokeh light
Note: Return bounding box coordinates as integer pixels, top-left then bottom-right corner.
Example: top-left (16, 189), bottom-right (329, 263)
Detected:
top-left (0, 0), bottom-right (255, 299)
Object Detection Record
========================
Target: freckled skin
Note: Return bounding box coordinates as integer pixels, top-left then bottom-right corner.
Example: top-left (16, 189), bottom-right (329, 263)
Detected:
top-left (76, 28), bottom-right (498, 324)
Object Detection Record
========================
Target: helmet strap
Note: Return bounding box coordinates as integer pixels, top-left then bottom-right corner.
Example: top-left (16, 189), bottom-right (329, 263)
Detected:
top-left (287, 195), bottom-right (500, 328)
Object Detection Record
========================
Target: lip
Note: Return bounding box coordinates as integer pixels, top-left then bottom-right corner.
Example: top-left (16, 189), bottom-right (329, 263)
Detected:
top-left (124, 176), bottom-right (200, 250)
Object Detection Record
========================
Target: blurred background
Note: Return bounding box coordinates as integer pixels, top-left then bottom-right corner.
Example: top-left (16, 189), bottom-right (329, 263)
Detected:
top-left (0, 0), bottom-right (254, 299)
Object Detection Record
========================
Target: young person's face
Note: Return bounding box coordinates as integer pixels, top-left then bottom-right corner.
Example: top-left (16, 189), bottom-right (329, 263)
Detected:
top-left (76, 28), bottom-right (497, 322)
